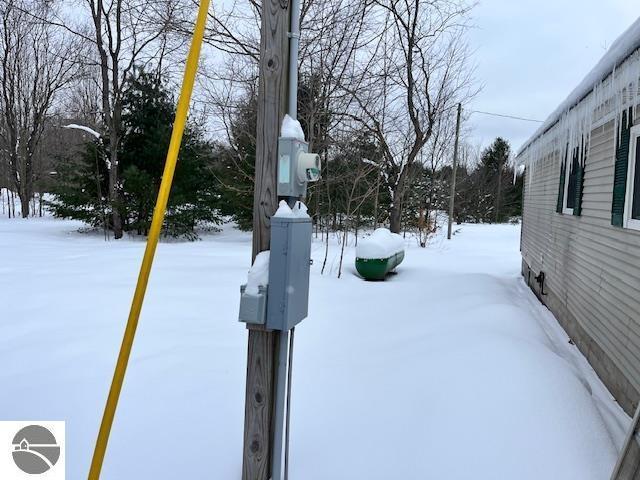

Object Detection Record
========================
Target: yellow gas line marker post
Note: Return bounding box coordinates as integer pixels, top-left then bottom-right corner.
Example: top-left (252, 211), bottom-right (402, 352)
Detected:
top-left (88, 1), bottom-right (210, 478)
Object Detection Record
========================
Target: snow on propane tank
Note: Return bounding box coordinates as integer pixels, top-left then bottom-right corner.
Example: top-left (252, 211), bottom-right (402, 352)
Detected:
top-left (355, 228), bottom-right (405, 280)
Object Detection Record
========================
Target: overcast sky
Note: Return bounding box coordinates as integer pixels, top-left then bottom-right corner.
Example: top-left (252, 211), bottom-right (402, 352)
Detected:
top-left (467, 0), bottom-right (639, 154)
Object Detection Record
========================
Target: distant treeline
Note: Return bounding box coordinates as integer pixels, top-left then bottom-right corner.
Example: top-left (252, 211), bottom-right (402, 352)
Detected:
top-left (0, 0), bottom-right (521, 242)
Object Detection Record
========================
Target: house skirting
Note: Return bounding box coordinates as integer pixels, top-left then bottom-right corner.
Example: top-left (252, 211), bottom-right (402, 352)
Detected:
top-left (521, 258), bottom-right (639, 416)
top-left (521, 258), bottom-right (640, 479)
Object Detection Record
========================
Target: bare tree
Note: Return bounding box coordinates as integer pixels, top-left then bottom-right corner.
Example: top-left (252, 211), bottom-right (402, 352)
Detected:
top-left (336, 159), bottom-right (378, 277)
top-left (83, 0), bottom-right (189, 238)
top-left (418, 111), bottom-right (457, 245)
top-left (64, 77), bottom-right (103, 127)
top-left (189, 0), bottom-right (475, 241)
top-left (24, 0), bottom-right (190, 235)
top-left (198, 0), bottom-right (373, 244)
top-left (199, 0), bottom-right (371, 148)
top-left (0, 0), bottom-right (81, 218)
top-left (341, 0), bottom-right (475, 233)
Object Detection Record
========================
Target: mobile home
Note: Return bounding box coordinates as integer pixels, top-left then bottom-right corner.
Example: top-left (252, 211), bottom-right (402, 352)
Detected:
top-left (517, 18), bottom-right (640, 477)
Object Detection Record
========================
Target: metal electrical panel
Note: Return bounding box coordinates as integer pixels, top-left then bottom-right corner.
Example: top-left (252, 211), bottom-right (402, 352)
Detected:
top-left (266, 215), bottom-right (312, 331)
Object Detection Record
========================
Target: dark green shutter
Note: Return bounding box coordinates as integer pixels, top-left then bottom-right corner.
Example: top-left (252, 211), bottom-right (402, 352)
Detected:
top-left (573, 136), bottom-right (586, 216)
top-left (612, 108), bottom-right (633, 227)
top-left (556, 145), bottom-right (568, 214)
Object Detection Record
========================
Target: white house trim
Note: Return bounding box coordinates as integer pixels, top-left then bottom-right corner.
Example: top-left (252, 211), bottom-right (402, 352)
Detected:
top-left (624, 125), bottom-right (640, 231)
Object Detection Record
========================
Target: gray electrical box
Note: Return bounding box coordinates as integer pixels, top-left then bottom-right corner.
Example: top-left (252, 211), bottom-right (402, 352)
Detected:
top-left (238, 284), bottom-right (267, 326)
top-left (266, 215), bottom-right (312, 331)
top-left (278, 137), bottom-right (321, 198)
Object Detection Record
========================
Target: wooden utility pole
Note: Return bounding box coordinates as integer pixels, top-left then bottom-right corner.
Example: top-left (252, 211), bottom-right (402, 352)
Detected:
top-left (243, 0), bottom-right (291, 478)
top-left (447, 103), bottom-right (462, 240)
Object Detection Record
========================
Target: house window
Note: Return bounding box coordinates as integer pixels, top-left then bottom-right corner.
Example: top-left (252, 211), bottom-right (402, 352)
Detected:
top-left (562, 145), bottom-right (581, 214)
top-left (566, 153), bottom-right (578, 211)
top-left (624, 126), bottom-right (640, 230)
top-left (556, 138), bottom-right (586, 216)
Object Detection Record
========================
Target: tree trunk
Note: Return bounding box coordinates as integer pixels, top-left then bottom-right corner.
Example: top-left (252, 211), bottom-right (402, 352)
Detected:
top-left (495, 165), bottom-right (502, 223)
top-left (389, 159), bottom-right (412, 234)
top-left (390, 201), bottom-right (402, 233)
top-left (19, 187), bottom-right (30, 218)
top-left (321, 220), bottom-right (330, 275)
top-left (17, 153), bottom-right (33, 218)
top-left (109, 145), bottom-right (123, 239)
top-left (314, 186), bottom-right (319, 238)
top-left (373, 173), bottom-right (380, 229)
top-left (338, 228), bottom-right (348, 278)
top-left (418, 206), bottom-right (426, 247)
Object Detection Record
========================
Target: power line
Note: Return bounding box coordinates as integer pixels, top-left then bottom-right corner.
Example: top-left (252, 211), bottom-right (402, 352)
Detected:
top-left (471, 110), bottom-right (544, 123)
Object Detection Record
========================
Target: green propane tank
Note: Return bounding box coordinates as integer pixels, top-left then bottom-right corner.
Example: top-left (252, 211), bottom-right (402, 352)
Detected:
top-left (355, 228), bottom-right (405, 281)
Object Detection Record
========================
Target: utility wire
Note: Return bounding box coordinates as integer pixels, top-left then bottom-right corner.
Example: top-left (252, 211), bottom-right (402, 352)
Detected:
top-left (471, 110), bottom-right (544, 123)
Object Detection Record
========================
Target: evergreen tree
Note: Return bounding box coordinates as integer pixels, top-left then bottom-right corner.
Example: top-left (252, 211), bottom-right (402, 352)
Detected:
top-left (446, 137), bottom-right (522, 224)
top-left (476, 137), bottom-right (518, 222)
top-left (49, 141), bottom-right (110, 230)
top-left (50, 70), bottom-right (221, 239)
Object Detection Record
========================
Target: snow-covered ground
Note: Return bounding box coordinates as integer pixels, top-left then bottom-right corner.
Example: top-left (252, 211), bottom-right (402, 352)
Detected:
top-left (0, 216), bottom-right (631, 479)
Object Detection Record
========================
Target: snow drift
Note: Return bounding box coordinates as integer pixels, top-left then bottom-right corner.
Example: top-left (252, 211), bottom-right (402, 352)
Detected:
top-left (0, 218), bottom-right (628, 479)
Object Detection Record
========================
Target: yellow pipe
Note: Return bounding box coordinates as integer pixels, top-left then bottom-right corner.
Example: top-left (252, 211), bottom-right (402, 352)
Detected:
top-left (87, 1), bottom-right (211, 477)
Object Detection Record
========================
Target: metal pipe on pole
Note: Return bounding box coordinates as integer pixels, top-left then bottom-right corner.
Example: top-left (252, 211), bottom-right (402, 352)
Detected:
top-left (271, 330), bottom-right (290, 480)
top-left (288, 0), bottom-right (301, 119)
top-left (448, 103), bottom-right (462, 240)
top-left (283, 328), bottom-right (295, 480)
top-left (272, 1), bottom-right (301, 478)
